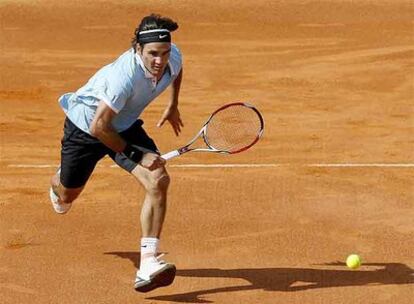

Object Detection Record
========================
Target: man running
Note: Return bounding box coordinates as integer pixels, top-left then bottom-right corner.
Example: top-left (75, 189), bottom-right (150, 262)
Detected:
top-left (49, 14), bottom-right (183, 292)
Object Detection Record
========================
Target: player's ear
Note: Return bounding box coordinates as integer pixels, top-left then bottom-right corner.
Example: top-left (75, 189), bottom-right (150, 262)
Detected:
top-left (136, 44), bottom-right (143, 54)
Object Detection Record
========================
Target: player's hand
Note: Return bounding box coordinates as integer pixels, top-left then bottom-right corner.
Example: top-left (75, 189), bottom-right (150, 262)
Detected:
top-left (157, 106), bottom-right (184, 136)
top-left (139, 152), bottom-right (166, 171)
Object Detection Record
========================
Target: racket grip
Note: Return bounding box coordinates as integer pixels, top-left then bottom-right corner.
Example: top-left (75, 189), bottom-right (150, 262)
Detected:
top-left (161, 150), bottom-right (181, 160)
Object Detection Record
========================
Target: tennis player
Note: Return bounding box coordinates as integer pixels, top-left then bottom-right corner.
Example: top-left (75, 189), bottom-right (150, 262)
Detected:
top-left (49, 14), bottom-right (183, 292)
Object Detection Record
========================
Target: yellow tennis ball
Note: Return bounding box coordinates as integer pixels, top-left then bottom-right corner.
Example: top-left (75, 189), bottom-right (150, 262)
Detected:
top-left (346, 254), bottom-right (361, 269)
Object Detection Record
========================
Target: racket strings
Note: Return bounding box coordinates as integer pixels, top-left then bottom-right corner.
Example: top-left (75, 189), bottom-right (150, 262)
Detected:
top-left (205, 104), bottom-right (263, 153)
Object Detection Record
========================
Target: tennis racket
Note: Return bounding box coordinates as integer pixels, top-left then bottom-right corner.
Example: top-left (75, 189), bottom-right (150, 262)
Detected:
top-left (161, 102), bottom-right (264, 160)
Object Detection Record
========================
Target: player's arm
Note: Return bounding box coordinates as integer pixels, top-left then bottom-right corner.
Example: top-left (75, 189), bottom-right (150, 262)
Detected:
top-left (90, 101), bottom-right (126, 153)
top-left (90, 101), bottom-right (165, 170)
top-left (157, 68), bottom-right (184, 136)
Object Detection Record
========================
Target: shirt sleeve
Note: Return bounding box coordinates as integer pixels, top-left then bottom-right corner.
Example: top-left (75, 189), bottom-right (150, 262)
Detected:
top-left (95, 68), bottom-right (133, 114)
top-left (169, 44), bottom-right (183, 78)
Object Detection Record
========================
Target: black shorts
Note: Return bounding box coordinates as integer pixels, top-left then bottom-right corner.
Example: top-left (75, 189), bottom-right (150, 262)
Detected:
top-left (60, 117), bottom-right (159, 188)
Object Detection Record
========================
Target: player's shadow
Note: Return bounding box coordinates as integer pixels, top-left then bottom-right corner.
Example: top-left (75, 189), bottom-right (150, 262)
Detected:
top-left (104, 251), bottom-right (414, 303)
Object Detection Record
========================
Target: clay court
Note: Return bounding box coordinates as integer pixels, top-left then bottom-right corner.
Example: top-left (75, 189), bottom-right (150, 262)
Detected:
top-left (1, 0), bottom-right (413, 303)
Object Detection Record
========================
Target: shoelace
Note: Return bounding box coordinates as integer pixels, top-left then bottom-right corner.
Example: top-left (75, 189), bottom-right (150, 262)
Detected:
top-left (155, 253), bottom-right (167, 264)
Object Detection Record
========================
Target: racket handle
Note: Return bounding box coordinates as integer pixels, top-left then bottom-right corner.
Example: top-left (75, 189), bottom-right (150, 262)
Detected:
top-left (161, 150), bottom-right (181, 160)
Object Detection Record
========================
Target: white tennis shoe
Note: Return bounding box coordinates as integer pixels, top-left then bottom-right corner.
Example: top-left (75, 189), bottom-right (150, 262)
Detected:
top-left (134, 255), bottom-right (176, 292)
top-left (49, 187), bottom-right (71, 214)
top-left (49, 167), bottom-right (72, 214)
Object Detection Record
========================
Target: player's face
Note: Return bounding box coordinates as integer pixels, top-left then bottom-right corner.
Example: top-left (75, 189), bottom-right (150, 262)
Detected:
top-left (138, 42), bottom-right (171, 79)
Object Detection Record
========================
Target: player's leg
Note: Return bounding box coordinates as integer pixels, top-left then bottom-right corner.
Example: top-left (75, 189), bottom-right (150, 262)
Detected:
top-left (132, 164), bottom-right (170, 238)
top-left (50, 167), bottom-right (84, 213)
top-left (49, 117), bottom-right (108, 214)
top-left (110, 119), bottom-right (176, 292)
top-left (130, 164), bottom-right (175, 292)
top-left (113, 119), bottom-right (170, 237)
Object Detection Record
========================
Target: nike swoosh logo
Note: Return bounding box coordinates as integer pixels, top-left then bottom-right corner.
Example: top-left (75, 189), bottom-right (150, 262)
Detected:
top-left (159, 34), bottom-right (168, 39)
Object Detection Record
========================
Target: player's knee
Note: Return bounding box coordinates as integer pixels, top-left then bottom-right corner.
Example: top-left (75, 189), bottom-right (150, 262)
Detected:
top-left (158, 173), bottom-right (170, 190)
top-left (149, 171), bottom-right (170, 193)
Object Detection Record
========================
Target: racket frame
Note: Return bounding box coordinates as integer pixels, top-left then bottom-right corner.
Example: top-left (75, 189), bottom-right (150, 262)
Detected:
top-left (161, 102), bottom-right (264, 160)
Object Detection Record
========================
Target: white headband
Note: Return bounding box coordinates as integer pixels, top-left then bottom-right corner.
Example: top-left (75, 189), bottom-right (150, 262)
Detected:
top-left (138, 29), bottom-right (170, 35)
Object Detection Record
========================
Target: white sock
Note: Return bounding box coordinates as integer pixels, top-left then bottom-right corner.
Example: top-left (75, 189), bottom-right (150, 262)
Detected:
top-left (140, 237), bottom-right (159, 266)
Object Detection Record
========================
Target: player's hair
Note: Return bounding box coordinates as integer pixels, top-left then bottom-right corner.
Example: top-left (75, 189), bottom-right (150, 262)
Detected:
top-left (131, 14), bottom-right (179, 50)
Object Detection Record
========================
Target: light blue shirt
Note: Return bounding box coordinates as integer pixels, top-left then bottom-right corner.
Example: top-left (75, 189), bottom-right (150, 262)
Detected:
top-left (59, 44), bottom-right (182, 134)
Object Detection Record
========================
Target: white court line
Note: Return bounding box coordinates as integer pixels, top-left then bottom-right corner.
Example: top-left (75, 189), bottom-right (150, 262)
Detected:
top-left (171, 164), bottom-right (414, 168)
top-left (170, 164), bottom-right (282, 168)
top-left (307, 163), bottom-right (414, 168)
top-left (7, 164), bottom-right (58, 168)
top-left (6, 163), bottom-right (414, 168)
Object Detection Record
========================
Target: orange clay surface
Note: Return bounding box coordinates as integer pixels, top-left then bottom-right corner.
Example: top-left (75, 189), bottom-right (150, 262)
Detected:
top-left (0, 1), bottom-right (413, 303)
